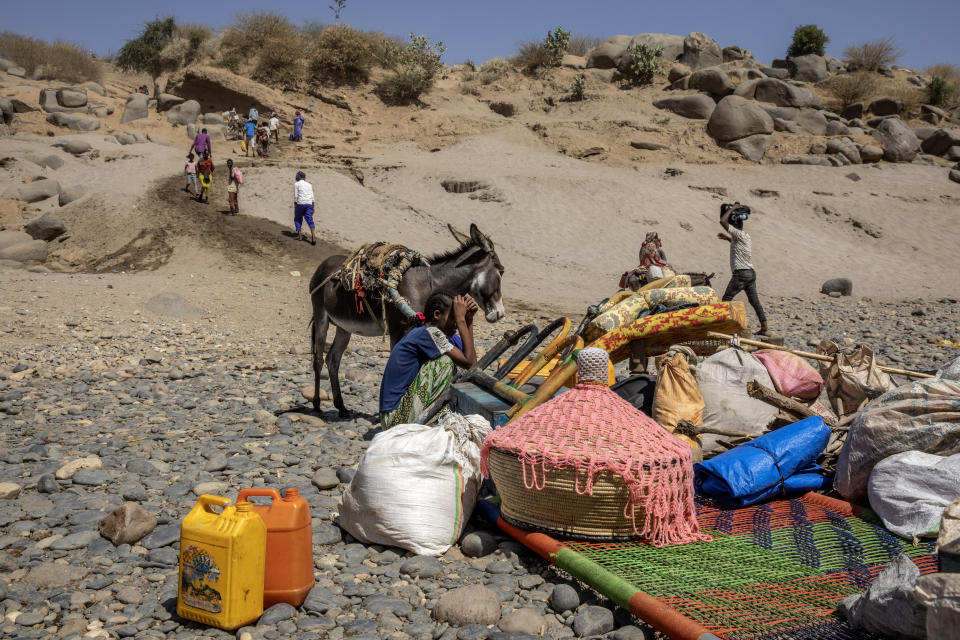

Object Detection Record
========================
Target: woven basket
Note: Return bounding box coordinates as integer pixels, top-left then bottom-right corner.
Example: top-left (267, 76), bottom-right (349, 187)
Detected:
top-left (488, 448), bottom-right (644, 540)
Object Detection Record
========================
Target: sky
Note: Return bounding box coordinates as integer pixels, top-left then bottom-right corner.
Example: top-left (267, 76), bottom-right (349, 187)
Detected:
top-left (3, 0), bottom-right (958, 70)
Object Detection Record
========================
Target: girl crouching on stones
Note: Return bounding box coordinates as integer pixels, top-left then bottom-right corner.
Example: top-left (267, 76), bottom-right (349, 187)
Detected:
top-left (378, 291), bottom-right (478, 428)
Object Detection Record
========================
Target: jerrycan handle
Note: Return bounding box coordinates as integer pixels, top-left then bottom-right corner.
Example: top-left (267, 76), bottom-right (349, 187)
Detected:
top-left (193, 494), bottom-right (232, 514)
top-left (237, 488), bottom-right (282, 504)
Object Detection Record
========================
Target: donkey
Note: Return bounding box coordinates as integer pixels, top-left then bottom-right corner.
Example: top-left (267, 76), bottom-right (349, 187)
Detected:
top-left (308, 223), bottom-right (506, 417)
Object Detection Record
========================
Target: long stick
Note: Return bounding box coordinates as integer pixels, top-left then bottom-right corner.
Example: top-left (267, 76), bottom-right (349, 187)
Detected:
top-left (746, 381), bottom-right (837, 427)
top-left (705, 332), bottom-right (933, 379)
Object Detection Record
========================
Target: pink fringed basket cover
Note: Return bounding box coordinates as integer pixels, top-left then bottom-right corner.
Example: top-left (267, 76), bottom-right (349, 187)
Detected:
top-left (480, 380), bottom-right (709, 547)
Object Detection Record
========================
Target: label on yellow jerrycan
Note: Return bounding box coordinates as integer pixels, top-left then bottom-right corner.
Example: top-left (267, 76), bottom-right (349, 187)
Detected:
top-left (178, 496), bottom-right (266, 630)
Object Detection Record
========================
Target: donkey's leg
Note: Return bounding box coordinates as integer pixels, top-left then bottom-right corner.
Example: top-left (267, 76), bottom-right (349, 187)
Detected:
top-left (311, 308), bottom-right (330, 413)
top-left (325, 326), bottom-right (352, 418)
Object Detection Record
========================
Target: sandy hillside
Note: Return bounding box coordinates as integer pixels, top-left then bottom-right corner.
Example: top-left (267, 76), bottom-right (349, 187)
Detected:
top-left (2, 58), bottom-right (959, 314)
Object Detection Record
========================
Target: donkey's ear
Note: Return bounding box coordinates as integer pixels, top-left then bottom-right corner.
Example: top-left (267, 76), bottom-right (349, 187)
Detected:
top-left (469, 223), bottom-right (494, 253)
top-left (448, 224), bottom-right (471, 246)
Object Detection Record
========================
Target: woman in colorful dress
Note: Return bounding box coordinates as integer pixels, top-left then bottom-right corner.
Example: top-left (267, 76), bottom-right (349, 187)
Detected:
top-left (378, 291), bottom-right (478, 428)
top-left (638, 231), bottom-right (675, 280)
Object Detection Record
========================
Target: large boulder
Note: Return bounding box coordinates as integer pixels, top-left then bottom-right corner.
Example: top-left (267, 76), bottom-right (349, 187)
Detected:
top-left (841, 103), bottom-right (865, 120)
top-left (121, 93), bottom-right (149, 124)
top-left (920, 128), bottom-right (960, 156)
top-left (795, 108), bottom-right (828, 135)
top-left (679, 32), bottom-right (722, 70)
top-left (59, 185), bottom-right (86, 206)
top-left (667, 64), bottom-right (691, 83)
top-left (0, 231), bottom-right (33, 251)
top-left (157, 93), bottom-right (184, 112)
top-left (587, 36), bottom-right (632, 69)
top-left (824, 56), bottom-right (847, 74)
top-left (0, 240), bottom-right (48, 262)
top-left (24, 211), bottom-right (67, 241)
top-left (5, 179), bottom-right (61, 203)
top-left (653, 94), bottom-right (716, 120)
top-left (57, 88), bottom-right (87, 108)
top-left (707, 95), bottom-right (774, 142)
top-left (869, 97), bottom-right (903, 116)
top-left (788, 54), bottom-right (828, 83)
top-left (872, 118), bottom-right (920, 162)
top-left (115, 132), bottom-right (137, 145)
top-left (688, 67), bottom-right (734, 96)
top-left (46, 112), bottom-right (99, 131)
top-left (735, 78), bottom-right (821, 108)
top-left (722, 46), bottom-right (748, 62)
top-left (55, 139), bottom-right (92, 155)
top-left (81, 81), bottom-right (106, 96)
top-left (857, 144), bottom-right (884, 163)
top-left (827, 138), bottom-right (862, 164)
top-left (166, 99), bottom-right (201, 125)
top-left (202, 112), bottom-right (225, 125)
top-left (724, 134), bottom-right (775, 162)
top-left (620, 33), bottom-right (686, 70)
top-left (25, 154), bottom-right (64, 169)
top-left (561, 54), bottom-right (586, 69)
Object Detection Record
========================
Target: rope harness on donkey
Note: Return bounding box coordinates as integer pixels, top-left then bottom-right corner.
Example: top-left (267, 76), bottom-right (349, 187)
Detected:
top-left (310, 242), bottom-right (430, 333)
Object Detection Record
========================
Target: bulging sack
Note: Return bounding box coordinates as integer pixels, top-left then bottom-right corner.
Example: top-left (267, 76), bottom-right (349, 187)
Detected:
top-left (834, 373), bottom-right (960, 503)
top-left (697, 347), bottom-right (778, 444)
top-left (338, 413), bottom-right (491, 556)
top-left (867, 451), bottom-right (960, 540)
top-left (817, 340), bottom-right (894, 416)
top-left (652, 349), bottom-right (704, 450)
top-left (753, 349), bottom-right (823, 400)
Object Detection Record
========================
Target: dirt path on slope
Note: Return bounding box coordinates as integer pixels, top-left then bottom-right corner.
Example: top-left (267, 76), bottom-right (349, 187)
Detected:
top-left (84, 174), bottom-right (343, 276)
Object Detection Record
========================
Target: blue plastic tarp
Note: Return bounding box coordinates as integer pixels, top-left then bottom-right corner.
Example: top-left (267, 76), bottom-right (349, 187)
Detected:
top-left (694, 416), bottom-right (832, 507)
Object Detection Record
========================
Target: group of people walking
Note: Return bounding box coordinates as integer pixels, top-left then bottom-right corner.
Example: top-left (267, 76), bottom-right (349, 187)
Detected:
top-left (182, 107), bottom-right (315, 240)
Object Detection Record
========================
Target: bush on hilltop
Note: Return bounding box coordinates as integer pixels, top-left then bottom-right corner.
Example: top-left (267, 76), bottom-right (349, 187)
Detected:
top-left (0, 32), bottom-right (102, 83)
top-left (788, 24), bottom-right (828, 57)
top-left (843, 37), bottom-right (901, 71)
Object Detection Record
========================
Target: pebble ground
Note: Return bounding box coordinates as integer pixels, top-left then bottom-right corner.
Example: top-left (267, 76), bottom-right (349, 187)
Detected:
top-left (1, 269), bottom-right (958, 640)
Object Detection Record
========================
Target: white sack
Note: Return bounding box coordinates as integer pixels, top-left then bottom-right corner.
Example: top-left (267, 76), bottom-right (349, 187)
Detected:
top-left (697, 347), bottom-right (778, 450)
top-left (338, 413), bottom-right (491, 556)
top-left (834, 375), bottom-right (960, 503)
top-left (867, 451), bottom-right (960, 540)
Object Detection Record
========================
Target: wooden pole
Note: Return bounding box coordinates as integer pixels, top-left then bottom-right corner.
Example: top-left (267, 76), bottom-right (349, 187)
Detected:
top-left (705, 332), bottom-right (934, 379)
top-left (746, 380), bottom-right (838, 427)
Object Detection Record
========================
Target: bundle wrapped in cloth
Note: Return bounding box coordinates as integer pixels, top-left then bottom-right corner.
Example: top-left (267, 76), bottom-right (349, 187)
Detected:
top-left (481, 348), bottom-right (709, 546)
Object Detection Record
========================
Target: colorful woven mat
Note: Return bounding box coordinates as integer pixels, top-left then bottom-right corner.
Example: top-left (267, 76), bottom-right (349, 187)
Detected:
top-left (560, 493), bottom-right (937, 639)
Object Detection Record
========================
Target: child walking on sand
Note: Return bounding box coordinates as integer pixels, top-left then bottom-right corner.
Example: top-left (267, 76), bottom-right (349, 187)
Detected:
top-left (197, 151), bottom-right (214, 204)
top-left (184, 153), bottom-right (198, 196)
top-left (226, 159), bottom-right (241, 215)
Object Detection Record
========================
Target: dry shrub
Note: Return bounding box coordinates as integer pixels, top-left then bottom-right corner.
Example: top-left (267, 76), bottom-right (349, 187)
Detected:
top-left (254, 35), bottom-right (306, 88)
top-left (0, 32), bottom-right (101, 82)
top-left (927, 64), bottom-right (960, 109)
top-left (0, 32), bottom-right (45, 73)
top-left (843, 37), bottom-right (901, 71)
top-left (479, 57), bottom-right (510, 84)
top-left (222, 12), bottom-right (298, 60)
top-left (568, 35), bottom-right (603, 57)
top-left (825, 72), bottom-right (878, 108)
top-left (883, 81), bottom-right (924, 115)
top-left (513, 41), bottom-right (553, 75)
top-left (310, 25), bottom-right (376, 84)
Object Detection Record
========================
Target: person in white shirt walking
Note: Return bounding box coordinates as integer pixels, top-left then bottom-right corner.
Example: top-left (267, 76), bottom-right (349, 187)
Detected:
top-left (717, 202), bottom-right (769, 335)
top-left (293, 171), bottom-right (316, 245)
top-left (269, 112), bottom-right (280, 142)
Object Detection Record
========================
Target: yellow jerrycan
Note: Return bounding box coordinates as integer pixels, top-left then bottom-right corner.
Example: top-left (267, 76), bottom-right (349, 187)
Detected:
top-left (177, 495), bottom-right (266, 630)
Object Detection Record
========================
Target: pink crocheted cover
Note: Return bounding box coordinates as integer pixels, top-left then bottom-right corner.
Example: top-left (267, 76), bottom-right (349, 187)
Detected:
top-left (481, 384), bottom-right (710, 547)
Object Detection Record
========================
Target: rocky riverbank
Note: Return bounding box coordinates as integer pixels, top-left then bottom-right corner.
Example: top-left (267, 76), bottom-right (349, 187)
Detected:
top-left (0, 268), bottom-right (958, 639)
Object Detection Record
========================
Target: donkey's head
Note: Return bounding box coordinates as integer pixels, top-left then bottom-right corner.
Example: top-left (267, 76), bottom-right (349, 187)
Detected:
top-left (448, 223), bottom-right (505, 323)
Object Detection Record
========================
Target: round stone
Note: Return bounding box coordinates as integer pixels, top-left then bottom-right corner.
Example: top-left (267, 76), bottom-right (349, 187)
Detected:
top-left (549, 584), bottom-right (580, 612)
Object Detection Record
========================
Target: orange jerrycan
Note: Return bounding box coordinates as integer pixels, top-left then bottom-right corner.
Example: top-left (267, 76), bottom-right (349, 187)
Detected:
top-left (178, 495), bottom-right (266, 630)
top-left (237, 488), bottom-right (315, 607)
